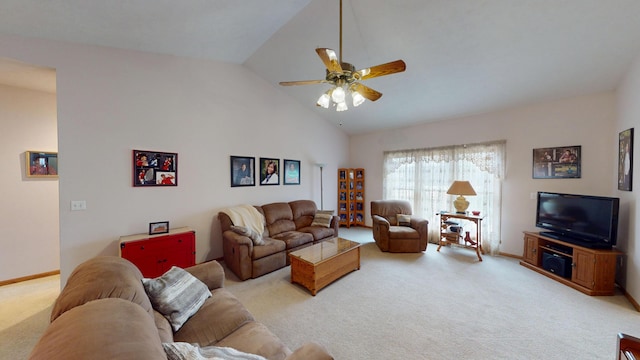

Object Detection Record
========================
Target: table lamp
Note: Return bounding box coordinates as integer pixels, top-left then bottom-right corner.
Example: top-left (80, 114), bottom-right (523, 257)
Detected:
top-left (446, 180), bottom-right (476, 213)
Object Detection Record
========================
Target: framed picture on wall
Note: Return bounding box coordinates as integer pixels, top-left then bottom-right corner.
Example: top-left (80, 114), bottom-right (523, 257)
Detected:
top-left (25, 151), bottom-right (58, 178)
top-left (618, 128), bottom-right (634, 191)
top-left (532, 145), bottom-right (581, 179)
top-left (230, 156), bottom-right (255, 187)
top-left (259, 157), bottom-right (280, 185)
top-left (133, 150), bottom-right (177, 187)
top-left (283, 159), bottom-right (300, 185)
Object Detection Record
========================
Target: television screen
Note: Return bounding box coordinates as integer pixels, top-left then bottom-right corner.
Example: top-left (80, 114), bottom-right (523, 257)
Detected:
top-left (535, 192), bottom-right (619, 248)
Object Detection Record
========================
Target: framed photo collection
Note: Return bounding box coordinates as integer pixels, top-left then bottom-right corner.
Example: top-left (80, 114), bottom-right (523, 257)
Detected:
top-left (532, 145), bottom-right (581, 179)
top-left (133, 150), bottom-right (177, 187)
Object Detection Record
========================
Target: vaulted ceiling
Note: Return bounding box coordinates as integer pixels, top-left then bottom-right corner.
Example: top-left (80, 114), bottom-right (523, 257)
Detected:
top-left (2, 0), bottom-right (640, 134)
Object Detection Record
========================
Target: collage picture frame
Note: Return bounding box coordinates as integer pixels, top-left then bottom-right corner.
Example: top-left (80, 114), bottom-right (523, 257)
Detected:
top-left (133, 150), bottom-right (178, 187)
top-left (532, 145), bottom-right (581, 179)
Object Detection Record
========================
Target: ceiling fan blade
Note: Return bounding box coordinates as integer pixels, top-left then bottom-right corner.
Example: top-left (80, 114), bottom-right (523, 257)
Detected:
top-left (357, 60), bottom-right (406, 80)
top-left (279, 79), bottom-right (327, 86)
top-left (351, 83), bottom-right (382, 102)
top-left (316, 48), bottom-right (343, 73)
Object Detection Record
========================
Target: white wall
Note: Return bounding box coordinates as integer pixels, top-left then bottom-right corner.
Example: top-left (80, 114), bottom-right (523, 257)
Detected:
top-left (0, 34), bottom-right (349, 284)
top-left (0, 84), bottom-right (59, 281)
top-left (350, 93), bottom-right (617, 257)
top-left (616, 52), bottom-right (640, 300)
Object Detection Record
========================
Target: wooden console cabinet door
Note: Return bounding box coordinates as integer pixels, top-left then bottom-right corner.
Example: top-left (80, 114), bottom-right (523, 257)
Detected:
top-left (120, 227), bottom-right (195, 277)
top-left (522, 234), bottom-right (539, 265)
top-left (572, 249), bottom-right (618, 293)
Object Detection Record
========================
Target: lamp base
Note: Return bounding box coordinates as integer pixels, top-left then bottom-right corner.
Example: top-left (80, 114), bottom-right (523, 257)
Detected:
top-left (453, 195), bottom-right (470, 213)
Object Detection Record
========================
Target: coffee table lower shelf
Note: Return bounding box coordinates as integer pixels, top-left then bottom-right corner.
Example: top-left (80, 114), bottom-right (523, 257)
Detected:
top-left (289, 238), bottom-right (360, 296)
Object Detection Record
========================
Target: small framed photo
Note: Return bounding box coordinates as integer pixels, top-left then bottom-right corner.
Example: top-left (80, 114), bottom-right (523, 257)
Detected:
top-left (283, 159), bottom-right (300, 185)
top-left (532, 145), bottom-right (581, 179)
top-left (259, 157), bottom-right (280, 185)
top-left (26, 151), bottom-right (58, 178)
top-left (149, 221), bottom-right (169, 235)
top-left (618, 128), bottom-right (634, 191)
top-left (230, 156), bottom-right (255, 187)
top-left (133, 150), bottom-right (177, 187)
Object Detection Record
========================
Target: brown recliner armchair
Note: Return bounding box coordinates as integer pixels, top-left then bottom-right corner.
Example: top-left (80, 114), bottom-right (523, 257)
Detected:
top-left (371, 200), bottom-right (428, 252)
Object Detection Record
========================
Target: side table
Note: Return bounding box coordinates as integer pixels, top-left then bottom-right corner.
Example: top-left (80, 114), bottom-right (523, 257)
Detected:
top-left (436, 212), bottom-right (484, 261)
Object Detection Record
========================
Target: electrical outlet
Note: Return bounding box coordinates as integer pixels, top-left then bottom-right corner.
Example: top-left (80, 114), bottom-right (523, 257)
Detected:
top-left (71, 200), bottom-right (87, 211)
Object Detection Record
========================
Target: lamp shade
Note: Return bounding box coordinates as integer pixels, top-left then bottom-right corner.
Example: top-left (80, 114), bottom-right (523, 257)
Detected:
top-left (446, 181), bottom-right (477, 196)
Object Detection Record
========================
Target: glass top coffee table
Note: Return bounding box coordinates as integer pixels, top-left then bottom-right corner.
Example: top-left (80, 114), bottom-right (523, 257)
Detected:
top-left (289, 237), bottom-right (361, 296)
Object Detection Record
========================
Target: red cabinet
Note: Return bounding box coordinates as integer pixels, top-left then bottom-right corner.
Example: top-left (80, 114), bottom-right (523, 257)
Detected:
top-left (119, 227), bottom-right (195, 278)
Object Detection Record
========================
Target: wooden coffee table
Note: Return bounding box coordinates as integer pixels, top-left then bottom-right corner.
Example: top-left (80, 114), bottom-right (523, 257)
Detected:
top-left (289, 237), bottom-right (361, 295)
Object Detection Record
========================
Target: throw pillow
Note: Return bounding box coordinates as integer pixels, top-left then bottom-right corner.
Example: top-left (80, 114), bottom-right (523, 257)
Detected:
top-left (163, 342), bottom-right (267, 360)
top-left (142, 266), bottom-right (211, 332)
top-left (230, 225), bottom-right (265, 246)
top-left (311, 211), bottom-right (333, 228)
top-left (397, 214), bottom-right (411, 226)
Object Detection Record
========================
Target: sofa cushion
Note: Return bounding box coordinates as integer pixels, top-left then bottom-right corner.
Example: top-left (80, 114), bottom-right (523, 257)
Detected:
top-left (271, 231), bottom-right (314, 249)
top-left (50, 256), bottom-right (154, 322)
top-left (215, 321), bottom-right (291, 360)
top-left (389, 226), bottom-right (420, 239)
top-left (173, 288), bottom-right (255, 346)
top-left (28, 298), bottom-right (166, 360)
top-left (230, 225), bottom-right (265, 246)
top-left (143, 266), bottom-right (211, 331)
top-left (262, 202), bottom-right (296, 236)
top-left (289, 200), bottom-right (317, 229)
top-left (299, 225), bottom-right (336, 241)
top-left (163, 342), bottom-right (266, 360)
top-left (251, 238), bottom-right (286, 260)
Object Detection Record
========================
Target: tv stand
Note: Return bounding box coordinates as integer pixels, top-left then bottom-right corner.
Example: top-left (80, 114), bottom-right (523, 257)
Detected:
top-left (520, 231), bottom-right (622, 296)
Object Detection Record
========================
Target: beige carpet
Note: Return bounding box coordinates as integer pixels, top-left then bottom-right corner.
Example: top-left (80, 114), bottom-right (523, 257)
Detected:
top-left (3, 228), bottom-right (639, 359)
top-left (224, 228), bottom-right (640, 359)
top-left (0, 274), bottom-right (59, 360)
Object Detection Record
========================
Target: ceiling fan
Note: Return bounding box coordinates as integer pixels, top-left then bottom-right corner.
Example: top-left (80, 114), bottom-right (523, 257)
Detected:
top-left (279, 0), bottom-right (406, 111)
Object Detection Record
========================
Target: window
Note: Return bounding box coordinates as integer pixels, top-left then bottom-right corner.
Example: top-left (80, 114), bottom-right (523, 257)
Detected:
top-left (383, 141), bottom-right (506, 254)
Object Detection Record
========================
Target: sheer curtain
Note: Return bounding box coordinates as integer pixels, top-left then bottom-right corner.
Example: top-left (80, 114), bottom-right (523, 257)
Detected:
top-left (383, 141), bottom-right (506, 254)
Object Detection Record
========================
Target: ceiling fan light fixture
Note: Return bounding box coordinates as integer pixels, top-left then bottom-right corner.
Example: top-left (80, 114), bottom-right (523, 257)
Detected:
top-left (317, 92), bottom-right (331, 108)
top-left (351, 91), bottom-right (365, 107)
top-left (331, 86), bottom-right (346, 103)
top-left (336, 101), bottom-right (348, 112)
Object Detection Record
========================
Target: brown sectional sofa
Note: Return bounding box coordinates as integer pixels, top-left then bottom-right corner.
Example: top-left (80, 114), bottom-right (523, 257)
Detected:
top-left (28, 256), bottom-right (333, 360)
top-left (219, 200), bottom-right (339, 281)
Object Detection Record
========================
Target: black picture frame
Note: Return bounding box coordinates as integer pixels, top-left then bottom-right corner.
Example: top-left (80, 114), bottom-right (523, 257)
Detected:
top-left (230, 156), bottom-right (255, 187)
top-left (259, 157), bottom-right (280, 185)
top-left (149, 221), bottom-right (169, 235)
top-left (618, 128), bottom-right (634, 191)
top-left (133, 150), bottom-right (177, 187)
top-left (532, 145), bottom-right (581, 179)
top-left (283, 159), bottom-right (301, 185)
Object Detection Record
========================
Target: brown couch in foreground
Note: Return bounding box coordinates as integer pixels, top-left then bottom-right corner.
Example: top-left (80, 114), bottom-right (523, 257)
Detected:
top-left (371, 199), bottom-right (429, 253)
top-left (218, 200), bottom-right (339, 281)
top-left (28, 256), bottom-right (332, 360)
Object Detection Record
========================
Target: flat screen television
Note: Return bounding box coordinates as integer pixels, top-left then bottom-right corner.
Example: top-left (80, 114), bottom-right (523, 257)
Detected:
top-left (535, 191), bottom-right (619, 249)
